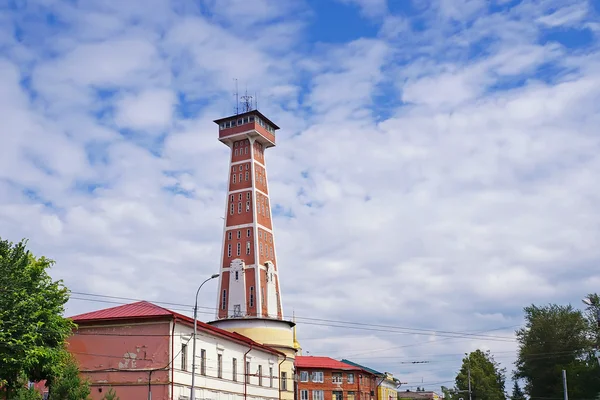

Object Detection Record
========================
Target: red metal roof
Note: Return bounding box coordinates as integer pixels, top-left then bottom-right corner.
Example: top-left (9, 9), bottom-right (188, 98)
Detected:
top-left (70, 301), bottom-right (172, 321)
top-left (70, 301), bottom-right (284, 357)
top-left (295, 356), bottom-right (363, 371)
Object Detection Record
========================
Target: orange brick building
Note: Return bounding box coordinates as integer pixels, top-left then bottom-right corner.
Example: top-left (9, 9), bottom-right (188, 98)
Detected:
top-left (295, 357), bottom-right (378, 400)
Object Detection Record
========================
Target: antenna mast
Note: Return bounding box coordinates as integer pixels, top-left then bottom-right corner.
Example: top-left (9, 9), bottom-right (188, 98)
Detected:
top-left (234, 78), bottom-right (239, 115)
top-left (240, 89), bottom-right (254, 113)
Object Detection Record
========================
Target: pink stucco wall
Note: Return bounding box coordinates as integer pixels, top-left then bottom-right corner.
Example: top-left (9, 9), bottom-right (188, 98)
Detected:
top-left (68, 320), bottom-right (172, 400)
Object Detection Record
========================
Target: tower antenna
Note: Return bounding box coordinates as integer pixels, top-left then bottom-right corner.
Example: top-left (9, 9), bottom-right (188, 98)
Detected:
top-left (233, 78), bottom-right (239, 115)
top-left (255, 91), bottom-right (258, 110)
top-left (240, 88), bottom-right (253, 113)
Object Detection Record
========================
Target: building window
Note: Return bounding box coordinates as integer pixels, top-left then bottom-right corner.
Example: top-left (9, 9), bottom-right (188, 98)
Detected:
top-left (221, 290), bottom-right (227, 310)
top-left (312, 390), bottom-right (324, 400)
top-left (261, 287), bottom-right (265, 305)
top-left (227, 244), bottom-right (232, 257)
top-left (348, 373), bottom-right (354, 384)
top-left (333, 392), bottom-right (343, 400)
top-left (281, 372), bottom-right (288, 391)
top-left (246, 201), bottom-right (250, 212)
top-left (311, 371), bottom-right (324, 383)
top-left (246, 361), bottom-right (250, 383)
top-left (348, 392), bottom-right (356, 400)
top-left (233, 174), bottom-right (236, 183)
top-left (245, 172), bottom-right (249, 181)
top-left (239, 193), bottom-right (242, 201)
top-left (233, 358), bottom-right (237, 382)
top-left (181, 344), bottom-right (187, 371)
top-left (238, 202), bottom-right (242, 214)
top-left (245, 147), bottom-right (248, 155)
top-left (237, 230), bottom-right (241, 239)
top-left (247, 228), bottom-right (251, 237)
top-left (250, 286), bottom-right (254, 307)
top-left (247, 191), bottom-right (250, 199)
top-left (269, 235), bottom-right (272, 243)
top-left (300, 371), bottom-right (309, 382)
top-left (201, 349), bottom-right (206, 375)
top-left (230, 195), bottom-right (234, 202)
top-left (217, 354), bottom-right (223, 378)
top-left (239, 173), bottom-right (242, 182)
top-left (246, 163), bottom-right (249, 170)
top-left (228, 231), bottom-right (232, 240)
top-left (270, 367), bottom-right (274, 387)
top-left (259, 231), bottom-right (262, 239)
top-left (260, 243), bottom-right (263, 255)
top-left (246, 241), bottom-right (251, 255)
top-left (237, 243), bottom-right (241, 256)
top-left (258, 365), bottom-right (263, 386)
top-left (230, 203), bottom-right (234, 215)
top-left (332, 372), bottom-right (343, 383)
top-left (234, 149), bottom-right (238, 156)
top-left (235, 271), bottom-right (239, 281)
top-left (301, 390), bottom-right (309, 400)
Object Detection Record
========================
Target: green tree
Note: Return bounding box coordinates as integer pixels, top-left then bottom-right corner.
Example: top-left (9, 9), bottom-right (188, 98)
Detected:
top-left (100, 388), bottom-right (120, 400)
top-left (48, 357), bottom-right (90, 400)
top-left (510, 381), bottom-right (525, 400)
top-left (514, 303), bottom-right (600, 400)
top-left (0, 238), bottom-right (75, 398)
top-left (455, 350), bottom-right (506, 400)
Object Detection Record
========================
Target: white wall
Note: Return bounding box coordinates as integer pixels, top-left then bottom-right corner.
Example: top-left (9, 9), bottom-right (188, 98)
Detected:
top-left (228, 259), bottom-right (247, 318)
top-left (172, 321), bottom-right (281, 400)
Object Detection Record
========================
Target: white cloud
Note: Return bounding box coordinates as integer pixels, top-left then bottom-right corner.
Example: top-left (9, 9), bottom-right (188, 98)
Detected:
top-left (115, 89), bottom-right (176, 131)
top-left (1, 0), bottom-right (600, 390)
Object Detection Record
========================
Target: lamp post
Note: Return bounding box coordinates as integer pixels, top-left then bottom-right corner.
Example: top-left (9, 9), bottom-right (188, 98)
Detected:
top-left (465, 353), bottom-right (472, 400)
top-left (190, 273), bottom-right (219, 400)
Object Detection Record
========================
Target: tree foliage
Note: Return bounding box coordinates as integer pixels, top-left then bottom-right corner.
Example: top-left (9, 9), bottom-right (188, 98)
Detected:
top-left (0, 238), bottom-right (76, 398)
top-left (510, 381), bottom-right (525, 400)
top-left (100, 388), bottom-right (120, 400)
top-left (48, 356), bottom-right (90, 400)
top-left (515, 302), bottom-right (600, 400)
top-left (445, 350), bottom-right (506, 400)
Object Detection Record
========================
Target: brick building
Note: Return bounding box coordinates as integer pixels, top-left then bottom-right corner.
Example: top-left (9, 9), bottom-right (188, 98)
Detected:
top-left (68, 301), bottom-right (285, 400)
top-left (295, 357), bottom-right (378, 400)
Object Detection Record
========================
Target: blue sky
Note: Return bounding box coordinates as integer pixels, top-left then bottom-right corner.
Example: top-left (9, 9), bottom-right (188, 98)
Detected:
top-left (1, 0), bottom-right (600, 393)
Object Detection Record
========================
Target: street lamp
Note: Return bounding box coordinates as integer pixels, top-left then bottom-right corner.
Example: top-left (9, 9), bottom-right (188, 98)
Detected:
top-left (190, 273), bottom-right (219, 400)
top-left (465, 353), bottom-right (472, 400)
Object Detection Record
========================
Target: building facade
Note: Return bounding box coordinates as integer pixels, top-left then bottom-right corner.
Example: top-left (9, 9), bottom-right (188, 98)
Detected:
top-left (296, 357), bottom-right (378, 400)
top-left (209, 109), bottom-right (299, 400)
top-left (340, 360), bottom-right (400, 400)
top-left (68, 301), bottom-right (284, 400)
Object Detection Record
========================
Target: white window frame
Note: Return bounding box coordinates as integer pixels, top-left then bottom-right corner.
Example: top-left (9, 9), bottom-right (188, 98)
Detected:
top-left (312, 390), bottom-right (324, 400)
top-left (300, 371), bottom-right (309, 382)
top-left (301, 390), bottom-right (309, 400)
top-left (311, 371), bottom-right (324, 383)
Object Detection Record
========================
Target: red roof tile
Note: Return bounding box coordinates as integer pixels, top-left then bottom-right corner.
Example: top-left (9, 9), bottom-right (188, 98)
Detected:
top-left (295, 356), bottom-right (363, 370)
top-left (70, 301), bottom-right (284, 357)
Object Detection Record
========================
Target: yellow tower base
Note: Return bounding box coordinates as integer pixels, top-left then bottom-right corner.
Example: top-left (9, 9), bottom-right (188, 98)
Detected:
top-left (209, 318), bottom-right (298, 400)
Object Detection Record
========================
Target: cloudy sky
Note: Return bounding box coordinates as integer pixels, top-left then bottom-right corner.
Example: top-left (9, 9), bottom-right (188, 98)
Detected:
top-left (2, 0), bottom-right (600, 392)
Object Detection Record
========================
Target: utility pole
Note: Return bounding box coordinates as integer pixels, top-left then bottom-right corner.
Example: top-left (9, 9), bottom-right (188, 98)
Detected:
top-left (562, 370), bottom-right (568, 400)
top-left (466, 353), bottom-right (472, 400)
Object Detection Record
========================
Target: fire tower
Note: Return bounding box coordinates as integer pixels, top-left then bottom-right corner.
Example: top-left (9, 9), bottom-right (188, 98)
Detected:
top-left (209, 106), bottom-right (299, 400)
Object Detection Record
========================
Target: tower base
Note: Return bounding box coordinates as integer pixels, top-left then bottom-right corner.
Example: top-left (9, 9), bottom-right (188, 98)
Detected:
top-left (208, 318), bottom-right (297, 400)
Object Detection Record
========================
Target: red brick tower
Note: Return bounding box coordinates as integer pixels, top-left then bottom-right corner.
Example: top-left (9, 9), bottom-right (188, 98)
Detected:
top-left (213, 110), bottom-right (283, 320)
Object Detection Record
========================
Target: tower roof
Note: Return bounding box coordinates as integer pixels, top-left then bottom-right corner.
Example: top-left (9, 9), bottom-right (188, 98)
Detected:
top-left (213, 109), bottom-right (280, 130)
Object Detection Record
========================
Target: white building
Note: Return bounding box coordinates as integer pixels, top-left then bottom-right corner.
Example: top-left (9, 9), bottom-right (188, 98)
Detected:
top-left (69, 301), bottom-right (285, 400)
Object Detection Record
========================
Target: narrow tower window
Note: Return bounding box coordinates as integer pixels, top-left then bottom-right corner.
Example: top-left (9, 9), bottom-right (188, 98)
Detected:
top-left (247, 229), bottom-right (251, 237)
top-left (227, 244), bottom-right (231, 257)
top-left (239, 173), bottom-right (242, 182)
top-left (250, 286), bottom-right (254, 307)
top-left (237, 231), bottom-right (241, 239)
top-left (246, 241), bottom-right (251, 255)
top-left (245, 147), bottom-right (248, 155)
top-left (235, 271), bottom-right (239, 281)
top-left (230, 195), bottom-right (234, 202)
top-left (228, 232), bottom-right (232, 240)
top-left (233, 174), bottom-right (236, 183)
top-left (246, 163), bottom-right (249, 170)
top-left (246, 201), bottom-right (250, 212)
top-left (245, 171), bottom-right (249, 181)
top-left (238, 202), bottom-right (242, 214)
top-left (230, 203), bottom-right (234, 215)
top-left (234, 149), bottom-right (238, 156)
top-left (237, 243), bottom-right (241, 256)
top-left (221, 290), bottom-right (227, 310)
top-left (247, 192), bottom-right (250, 199)
top-left (239, 193), bottom-right (242, 201)
top-left (260, 243), bottom-right (263, 255)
